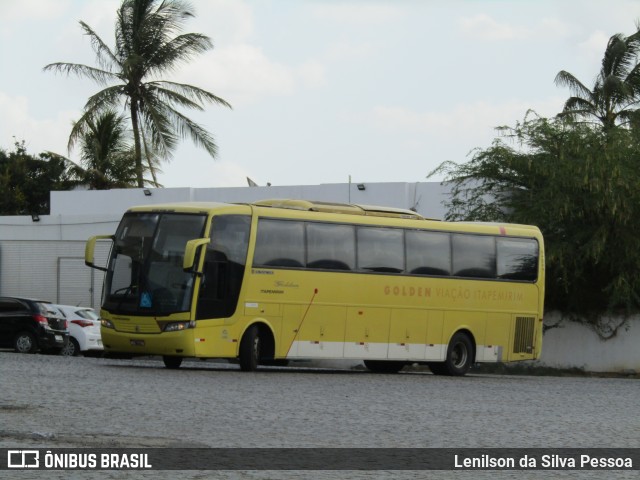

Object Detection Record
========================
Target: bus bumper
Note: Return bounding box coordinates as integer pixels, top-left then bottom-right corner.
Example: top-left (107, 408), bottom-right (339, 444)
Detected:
top-left (101, 328), bottom-right (197, 357)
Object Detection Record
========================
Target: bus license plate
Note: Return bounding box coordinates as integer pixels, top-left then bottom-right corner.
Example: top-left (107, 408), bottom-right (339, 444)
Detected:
top-left (130, 340), bottom-right (145, 346)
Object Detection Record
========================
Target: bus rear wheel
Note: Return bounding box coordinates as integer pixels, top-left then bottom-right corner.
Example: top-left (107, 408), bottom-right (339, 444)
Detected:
top-left (430, 332), bottom-right (474, 376)
top-left (163, 356), bottom-right (183, 369)
top-left (239, 325), bottom-right (261, 371)
top-left (364, 360), bottom-right (405, 373)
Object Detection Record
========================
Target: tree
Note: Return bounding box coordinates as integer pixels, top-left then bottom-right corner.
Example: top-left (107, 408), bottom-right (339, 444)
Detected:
top-left (555, 26), bottom-right (640, 131)
top-left (67, 109), bottom-right (142, 189)
top-left (0, 141), bottom-right (78, 215)
top-left (44, 0), bottom-right (231, 187)
top-left (431, 113), bottom-right (640, 331)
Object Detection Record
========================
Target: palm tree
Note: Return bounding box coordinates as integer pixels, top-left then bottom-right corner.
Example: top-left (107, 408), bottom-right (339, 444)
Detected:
top-left (44, 0), bottom-right (231, 187)
top-left (69, 109), bottom-right (139, 189)
top-left (48, 110), bottom-right (154, 189)
top-left (555, 27), bottom-right (640, 131)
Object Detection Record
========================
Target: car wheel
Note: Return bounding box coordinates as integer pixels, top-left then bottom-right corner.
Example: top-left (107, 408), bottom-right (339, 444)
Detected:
top-left (62, 338), bottom-right (80, 357)
top-left (14, 332), bottom-right (37, 354)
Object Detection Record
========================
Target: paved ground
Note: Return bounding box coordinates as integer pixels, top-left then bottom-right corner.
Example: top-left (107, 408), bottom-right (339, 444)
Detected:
top-left (1, 352), bottom-right (638, 479)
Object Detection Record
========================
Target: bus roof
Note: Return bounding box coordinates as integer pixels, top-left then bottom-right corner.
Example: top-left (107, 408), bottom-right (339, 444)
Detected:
top-left (250, 200), bottom-right (541, 239)
top-left (253, 199), bottom-right (426, 220)
top-left (124, 199), bottom-right (541, 238)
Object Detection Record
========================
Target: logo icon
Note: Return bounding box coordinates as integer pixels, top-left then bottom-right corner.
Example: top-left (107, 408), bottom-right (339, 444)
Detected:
top-left (8, 450), bottom-right (40, 468)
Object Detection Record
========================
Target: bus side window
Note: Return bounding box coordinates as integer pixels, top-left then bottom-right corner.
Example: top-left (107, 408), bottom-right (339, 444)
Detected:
top-left (406, 230), bottom-right (451, 276)
top-left (253, 219), bottom-right (305, 268)
top-left (306, 222), bottom-right (355, 271)
top-left (452, 234), bottom-right (496, 279)
top-left (357, 227), bottom-right (404, 273)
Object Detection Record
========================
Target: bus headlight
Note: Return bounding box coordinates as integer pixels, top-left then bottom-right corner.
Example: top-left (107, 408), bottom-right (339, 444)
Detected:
top-left (163, 321), bottom-right (195, 332)
top-left (101, 319), bottom-right (115, 329)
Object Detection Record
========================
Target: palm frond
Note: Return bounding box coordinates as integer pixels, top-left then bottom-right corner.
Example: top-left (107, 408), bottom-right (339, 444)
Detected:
top-left (146, 33), bottom-right (213, 74)
top-left (78, 21), bottom-right (121, 72)
top-left (150, 81), bottom-right (231, 110)
top-left (554, 70), bottom-right (593, 101)
top-left (43, 62), bottom-right (119, 85)
top-left (83, 86), bottom-right (125, 115)
top-left (164, 105), bottom-right (219, 158)
top-left (137, 98), bottom-right (179, 159)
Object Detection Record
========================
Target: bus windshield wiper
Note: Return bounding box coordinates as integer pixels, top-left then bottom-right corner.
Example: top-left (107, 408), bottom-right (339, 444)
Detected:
top-left (114, 285), bottom-right (137, 310)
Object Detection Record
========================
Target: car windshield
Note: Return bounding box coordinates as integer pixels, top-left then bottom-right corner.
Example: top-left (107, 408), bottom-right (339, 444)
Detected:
top-left (103, 212), bottom-right (207, 315)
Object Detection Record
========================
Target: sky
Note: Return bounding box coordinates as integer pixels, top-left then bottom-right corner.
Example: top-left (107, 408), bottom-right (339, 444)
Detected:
top-left (1, 0), bottom-right (639, 188)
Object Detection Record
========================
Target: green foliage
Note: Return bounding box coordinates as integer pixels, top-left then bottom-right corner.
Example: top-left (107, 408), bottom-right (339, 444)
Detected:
top-left (0, 141), bottom-right (79, 215)
top-left (555, 26), bottom-right (640, 130)
top-left (66, 109), bottom-right (148, 189)
top-left (431, 113), bottom-right (640, 318)
top-left (44, 0), bottom-right (231, 187)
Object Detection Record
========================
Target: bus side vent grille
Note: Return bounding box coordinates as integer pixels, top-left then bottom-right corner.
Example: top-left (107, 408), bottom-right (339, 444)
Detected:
top-left (513, 316), bottom-right (535, 353)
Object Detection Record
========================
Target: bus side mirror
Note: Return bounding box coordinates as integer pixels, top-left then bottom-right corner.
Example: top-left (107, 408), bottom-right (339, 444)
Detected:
top-left (183, 238), bottom-right (211, 272)
top-left (85, 234), bottom-right (114, 271)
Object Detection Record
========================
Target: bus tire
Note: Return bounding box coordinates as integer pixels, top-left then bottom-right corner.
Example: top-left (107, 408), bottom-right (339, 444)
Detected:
top-left (163, 356), bottom-right (183, 369)
top-left (442, 331), bottom-right (474, 376)
top-left (239, 325), bottom-right (261, 372)
top-left (262, 359), bottom-right (289, 367)
top-left (364, 360), bottom-right (405, 373)
top-left (427, 362), bottom-right (447, 375)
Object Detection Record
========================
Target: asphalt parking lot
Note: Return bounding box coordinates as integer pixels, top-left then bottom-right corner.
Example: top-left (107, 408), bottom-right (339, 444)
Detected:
top-left (1, 352), bottom-right (638, 479)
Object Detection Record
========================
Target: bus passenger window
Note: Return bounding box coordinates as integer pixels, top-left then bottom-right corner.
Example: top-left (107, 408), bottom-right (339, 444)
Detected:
top-left (253, 219), bottom-right (305, 268)
top-left (452, 234), bottom-right (496, 279)
top-left (497, 238), bottom-right (538, 281)
top-left (406, 230), bottom-right (451, 276)
top-left (306, 222), bottom-right (355, 271)
top-left (357, 227), bottom-right (404, 273)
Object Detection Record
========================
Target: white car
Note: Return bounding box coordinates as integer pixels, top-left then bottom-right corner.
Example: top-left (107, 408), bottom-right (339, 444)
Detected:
top-left (54, 305), bottom-right (103, 356)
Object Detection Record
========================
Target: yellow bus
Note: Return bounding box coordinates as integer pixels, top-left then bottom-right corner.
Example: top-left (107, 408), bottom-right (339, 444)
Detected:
top-left (85, 199), bottom-right (544, 376)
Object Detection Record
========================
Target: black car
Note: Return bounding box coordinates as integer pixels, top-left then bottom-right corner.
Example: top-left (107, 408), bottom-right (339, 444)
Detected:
top-left (0, 297), bottom-right (69, 354)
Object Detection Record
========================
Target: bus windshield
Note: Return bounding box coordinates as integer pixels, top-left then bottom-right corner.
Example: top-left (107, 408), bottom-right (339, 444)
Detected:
top-left (103, 212), bottom-right (207, 315)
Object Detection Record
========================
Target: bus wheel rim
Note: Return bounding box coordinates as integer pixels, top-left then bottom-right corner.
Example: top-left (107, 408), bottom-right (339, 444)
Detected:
top-left (452, 343), bottom-right (467, 368)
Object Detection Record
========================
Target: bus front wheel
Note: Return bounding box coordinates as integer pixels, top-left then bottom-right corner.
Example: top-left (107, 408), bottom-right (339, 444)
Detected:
top-left (239, 325), bottom-right (261, 372)
top-left (163, 356), bottom-right (183, 369)
top-left (430, 332), bottom-right (474, 376)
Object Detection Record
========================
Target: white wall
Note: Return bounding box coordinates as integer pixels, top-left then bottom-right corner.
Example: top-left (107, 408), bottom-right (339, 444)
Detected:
top-left (49, 182), bottom-right (451, 220)
top-left (537, 314), bottom-right (640, 373)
